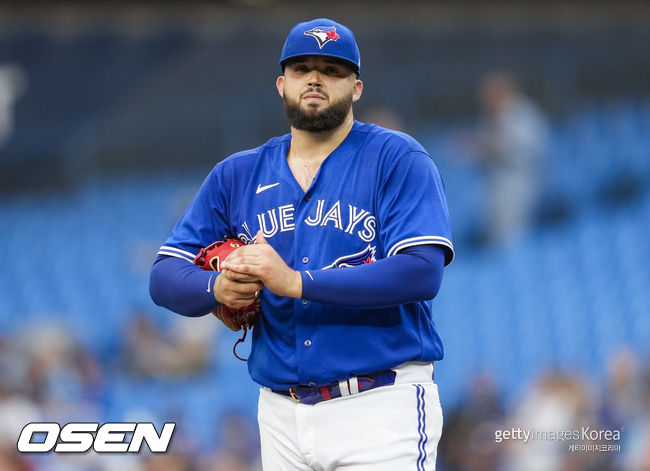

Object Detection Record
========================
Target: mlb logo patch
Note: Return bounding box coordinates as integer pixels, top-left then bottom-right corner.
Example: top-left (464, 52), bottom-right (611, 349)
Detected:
top-left (304, 26), bottom-right (340, 49)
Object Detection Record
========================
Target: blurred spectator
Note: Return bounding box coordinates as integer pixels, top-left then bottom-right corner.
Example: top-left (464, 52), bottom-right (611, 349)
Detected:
top-left (434, 350), bottom-right (650, 471)
top-left (600, 348), bottom-right (644, 431)
top-left (199, 412), bottom-right (262, 471)
top-left (145, 452), bottom-right (194, 471)
top-left (19, 325), bottom-right (104, 421)
top-left (122, 311), bottom-right (218, 379)
top-left (500, 371), bottom-right (596, 471)
top-left (360, 106), bottom-right (405, 132)
top-left (616, 351), bottom-right (650, 471)
top-left (0, 443), bottom-right (33, 471)
top-left (438, 375), bottom-right (504, 471)
top-left (0, 347), bottom-right (40, 471)
top-left (0, 63), bottom-right (27, 147)
top-left (467, 71), bottom-right (549, 246)
top-left (1, 327), bottom-right (646, 470)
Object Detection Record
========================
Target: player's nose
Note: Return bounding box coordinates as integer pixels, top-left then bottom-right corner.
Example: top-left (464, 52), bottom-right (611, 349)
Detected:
top-left (306, 69), bottom-right (322, 87)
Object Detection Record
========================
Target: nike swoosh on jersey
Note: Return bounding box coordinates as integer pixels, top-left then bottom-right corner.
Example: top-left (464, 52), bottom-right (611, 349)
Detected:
top-left (256, 182), bottom-right (280, 194)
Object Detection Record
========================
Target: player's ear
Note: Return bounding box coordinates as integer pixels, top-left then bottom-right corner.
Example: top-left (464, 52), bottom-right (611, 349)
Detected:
top-left (352, 79), bottom-right (363, 103)
top-left (276, 76), bottom-right (284, 98)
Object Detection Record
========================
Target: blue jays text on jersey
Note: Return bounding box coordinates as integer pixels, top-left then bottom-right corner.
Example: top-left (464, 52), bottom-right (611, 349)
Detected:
top-left (239, 198), bottom-right (378, 245)
top-left (158, 121), bottom-right (454, 389)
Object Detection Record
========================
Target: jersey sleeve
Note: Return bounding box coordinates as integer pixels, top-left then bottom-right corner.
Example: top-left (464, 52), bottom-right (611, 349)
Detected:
top-left (377, 150), bottom-right (454, 266)
top-left (157, 166), bottom-right (231, 262)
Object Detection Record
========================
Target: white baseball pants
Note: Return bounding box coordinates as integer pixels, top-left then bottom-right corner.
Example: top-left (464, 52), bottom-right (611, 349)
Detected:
top-left (257, 362), bottom-right (443, 470)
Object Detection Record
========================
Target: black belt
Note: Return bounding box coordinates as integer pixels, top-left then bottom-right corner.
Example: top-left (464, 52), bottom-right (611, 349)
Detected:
top-left (272, 369), bottom-right (397, 405)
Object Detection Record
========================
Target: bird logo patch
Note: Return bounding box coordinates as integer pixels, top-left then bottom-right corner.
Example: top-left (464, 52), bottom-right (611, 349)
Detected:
top-left (304, 26), bottom-right (340, 49)
top-left (324, 245), bottom-right (376, 269)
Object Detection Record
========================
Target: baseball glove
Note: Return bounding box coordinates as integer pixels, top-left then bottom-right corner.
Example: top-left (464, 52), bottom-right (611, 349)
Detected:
top-left (193, 238), bottom-right (261, 361)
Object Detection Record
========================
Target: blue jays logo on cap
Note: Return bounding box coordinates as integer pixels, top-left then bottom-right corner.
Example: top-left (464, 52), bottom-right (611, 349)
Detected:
top-left (304, 26), bottom-right (340, 49)
top-left (280, 18), bottom-right (361, 75)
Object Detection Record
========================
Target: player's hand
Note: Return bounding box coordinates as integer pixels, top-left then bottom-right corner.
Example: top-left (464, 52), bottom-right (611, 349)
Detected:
top-left (220, 231), bottom-right (302, 299)
top-left (213, 270), bottom-right (263, 309)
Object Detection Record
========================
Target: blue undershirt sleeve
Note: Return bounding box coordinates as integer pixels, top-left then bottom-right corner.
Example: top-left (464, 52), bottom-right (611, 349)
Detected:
top-left (300, 244), bottom-right (446, 309)
top-left (149, 255), bottom-right (220, 317)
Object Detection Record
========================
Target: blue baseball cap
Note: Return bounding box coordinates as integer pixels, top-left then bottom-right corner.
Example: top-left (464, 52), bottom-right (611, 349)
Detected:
top-left (280, 18), bottom-right (361, 75)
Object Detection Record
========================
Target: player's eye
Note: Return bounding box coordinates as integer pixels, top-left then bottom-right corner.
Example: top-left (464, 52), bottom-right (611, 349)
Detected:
top-left (293, 65), bottom-right (309, 73)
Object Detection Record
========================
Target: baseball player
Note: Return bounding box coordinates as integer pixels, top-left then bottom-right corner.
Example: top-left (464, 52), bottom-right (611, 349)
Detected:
top-left (150, 18), bottom-right (454, 470)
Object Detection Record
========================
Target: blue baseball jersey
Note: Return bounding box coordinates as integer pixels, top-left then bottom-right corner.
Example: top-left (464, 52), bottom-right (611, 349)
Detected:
top-left (158, 121), bottom-right (454, 389)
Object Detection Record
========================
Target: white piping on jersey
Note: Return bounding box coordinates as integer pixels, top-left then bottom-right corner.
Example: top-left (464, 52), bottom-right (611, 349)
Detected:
top-left (305, 270), bottom-right (314, 281)
top-left (157, 251), bottom-right (194, 263)
top-left (158, 246), bottom-right (197, 263)
top-left (387, 236), bottom-right (455, 264)
top-left (159, 245), bottom-right (197, 258)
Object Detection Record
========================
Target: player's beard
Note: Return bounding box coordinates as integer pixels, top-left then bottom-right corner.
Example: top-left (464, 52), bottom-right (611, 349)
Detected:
top-left (283, 90), bottom-right (353, 132)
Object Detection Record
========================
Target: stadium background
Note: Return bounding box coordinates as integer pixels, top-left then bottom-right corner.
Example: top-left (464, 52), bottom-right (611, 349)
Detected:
top-left (0, 2), bottom-right (648, 470)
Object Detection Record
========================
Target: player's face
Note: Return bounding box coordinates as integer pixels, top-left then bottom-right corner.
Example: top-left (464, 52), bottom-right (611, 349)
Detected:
top-left (277, 56), bottom-right (363, 132)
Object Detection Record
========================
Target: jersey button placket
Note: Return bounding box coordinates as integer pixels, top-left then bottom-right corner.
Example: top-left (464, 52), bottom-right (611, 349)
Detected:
top-left (293, 202), bottom-right (316, 385)
top-left (300, 257), bottom-right (309, 304)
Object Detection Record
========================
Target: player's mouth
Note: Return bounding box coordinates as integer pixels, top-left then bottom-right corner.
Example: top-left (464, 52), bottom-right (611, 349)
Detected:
top-left (301, 89), bottom-right (327, 101)
top-left (302, 94), bottom-right (326, 102)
